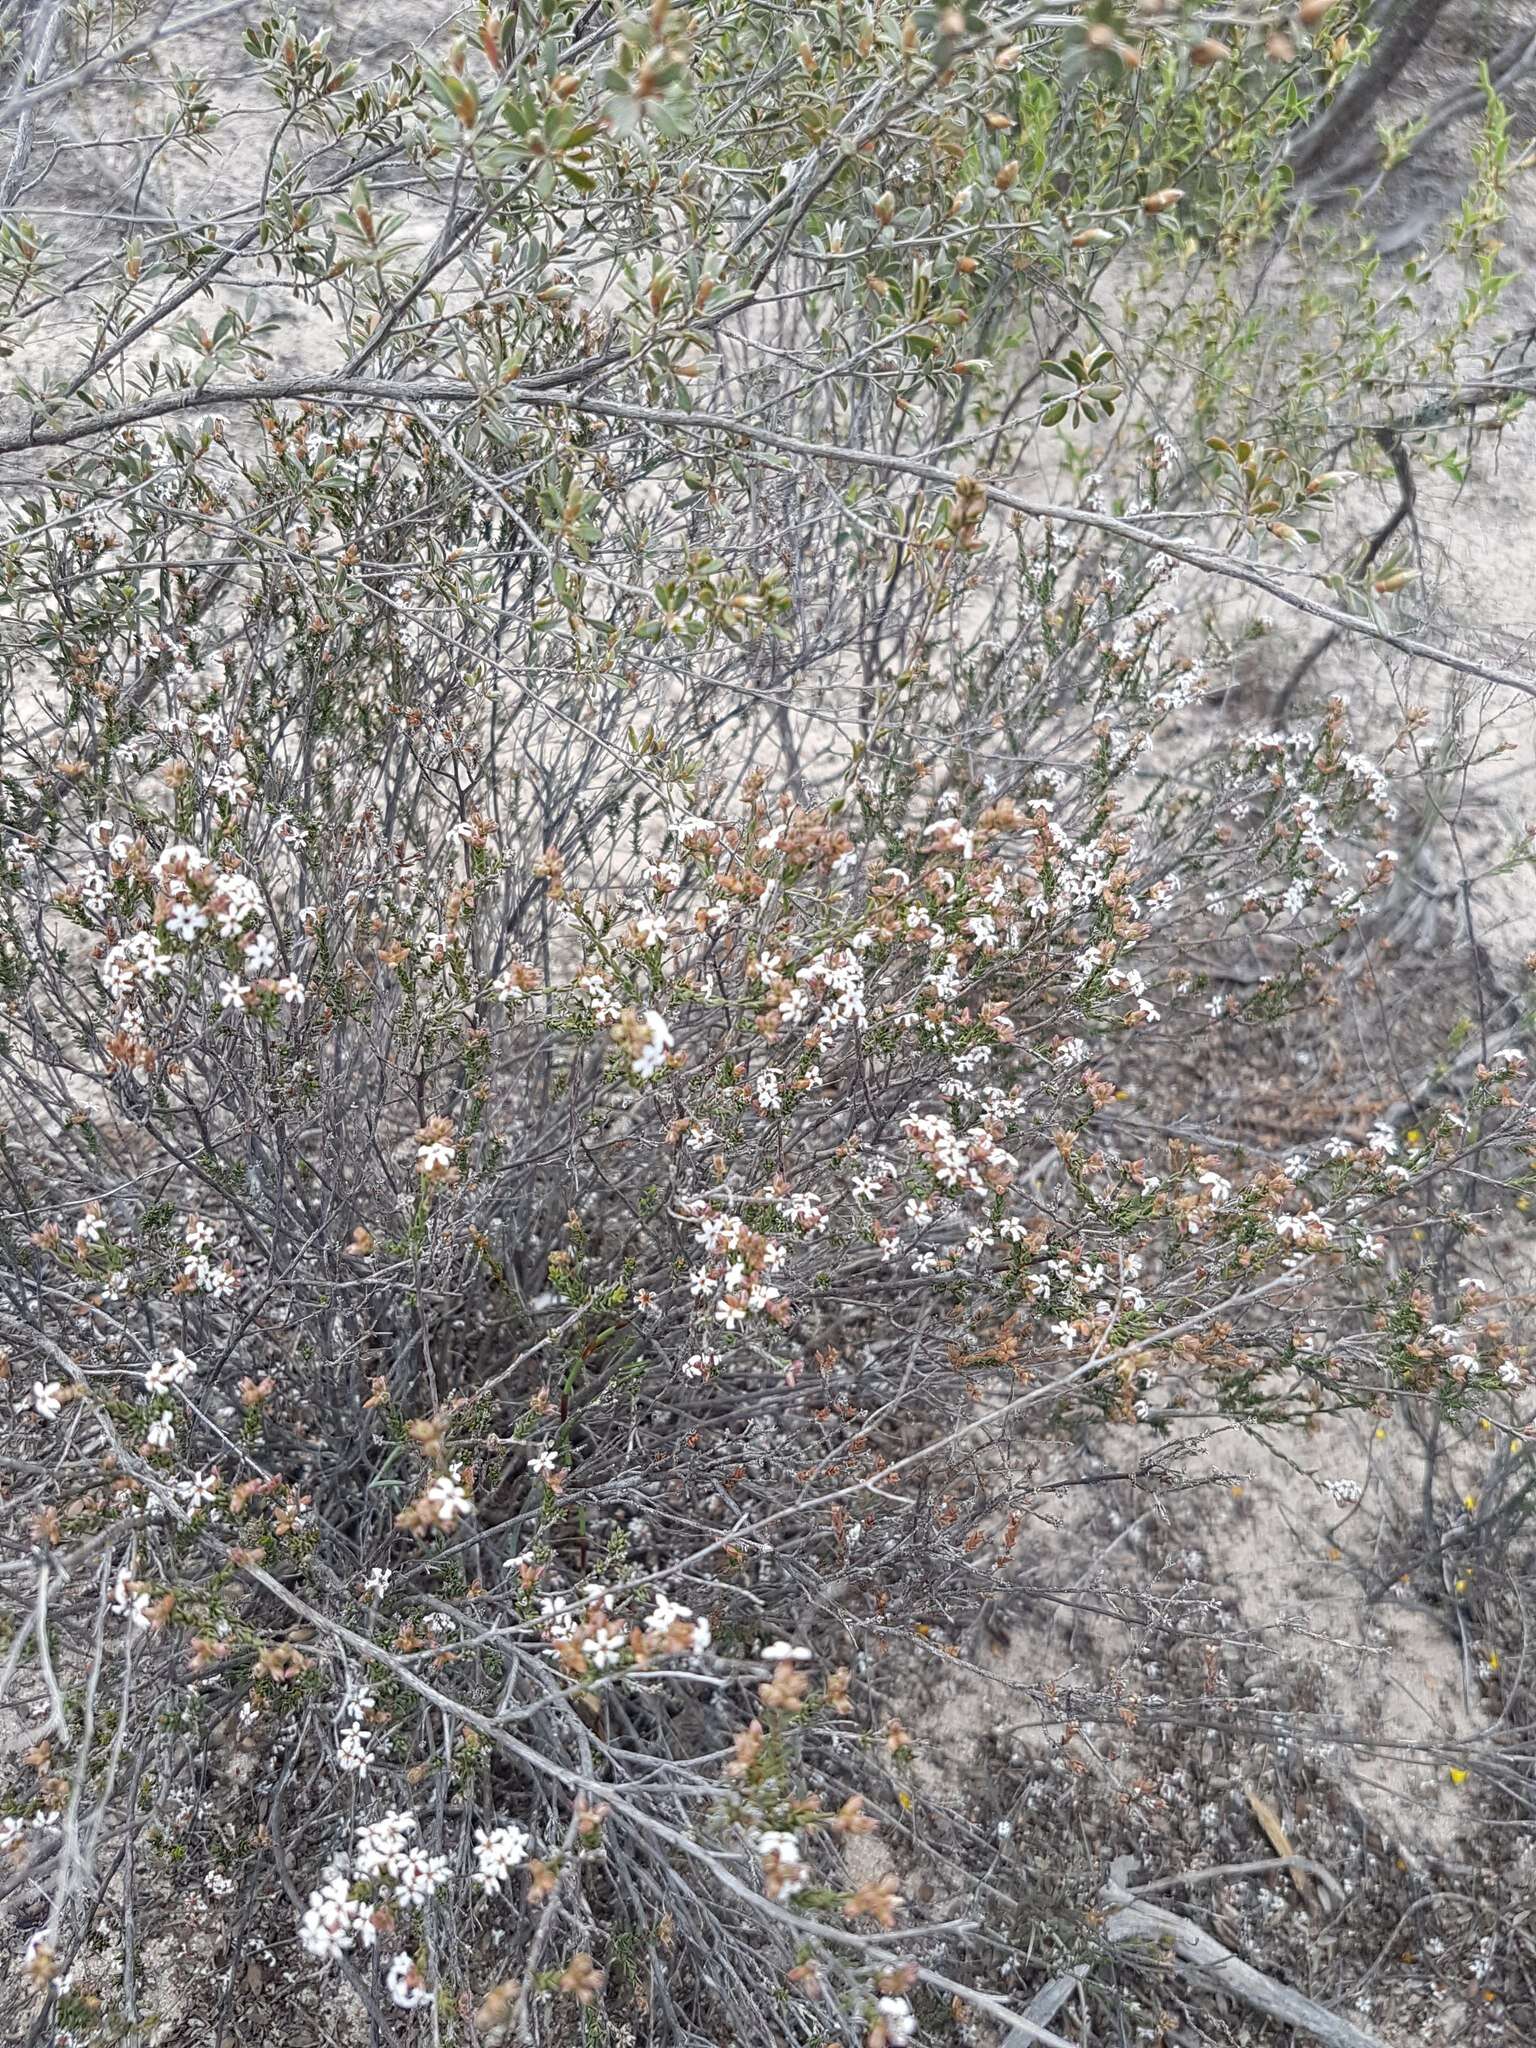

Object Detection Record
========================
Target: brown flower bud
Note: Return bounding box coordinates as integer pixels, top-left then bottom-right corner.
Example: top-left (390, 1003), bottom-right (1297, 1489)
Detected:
top-left (557, 1952), bottom-right (605, 2005)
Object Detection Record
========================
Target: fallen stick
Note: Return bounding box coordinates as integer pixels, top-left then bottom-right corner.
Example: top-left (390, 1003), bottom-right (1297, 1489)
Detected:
top-left (1013, 1964), bottom-right (1090, 2032)
top-left (1099, 1884), bottom-right (1394, 2048)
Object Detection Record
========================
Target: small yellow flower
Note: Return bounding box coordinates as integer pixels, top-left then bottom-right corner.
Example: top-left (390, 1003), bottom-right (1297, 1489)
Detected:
top-left (1449, 1768), bottom-right (1468, 1786)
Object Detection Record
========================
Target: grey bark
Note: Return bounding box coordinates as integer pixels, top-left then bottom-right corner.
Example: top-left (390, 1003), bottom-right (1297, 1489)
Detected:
top-left (1099, 1884), bottom-right (1395, 2048)
top-left (1007, 1873), bottom-right (1396, 2048)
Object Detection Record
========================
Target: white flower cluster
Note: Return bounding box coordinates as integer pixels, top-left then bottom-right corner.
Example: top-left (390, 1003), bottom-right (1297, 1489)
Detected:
top-left (145, 1345), bottom-right (196, 1394)
top-left (0, 1811), bottom-right (59, 1853)
top-left (180, 1212), bottom-right (241, 1298)
top-left (778, 1189), bottom-right (828, 1233)
top-left (646, 1592), bottom-right (712, 1654)
top-left (101, 928), bottom-right (173, 1002)
top-left (683, 1205), bottom-right (788, 1331)
top-left (298, 1867), bottom-right (375, 1962)
top-left (531, 1579), bottom-right (712, 1670)
top-left (776, 945), bottom-right (868, 1036)
top-left (112, 1564), bottom-right (154, 1630)
top-left (300, 1809), bottom-right (452, 1962)
top-left (419, 1467), bottom-right (473, 1529)
top-left (632, 1008), bottom-right (673, 1081)
top-left (336, 1688), bottom-right (377, 1777)
top-left (754, 1826), bottom-right (810, 1897)
top-left (416, 1131), bottom-right (456, 1176)
top-left (472, 1820), bottom-right (531, 1894)
top-left (299, 1801), bottom-right (536, 1968)
top-left (900, 1108), bottom-right (1018, 1198)
top-left (94, 838), bottom-right (305, 1014)
top-left (386, 1952), bottom-right (433, 2009)
top-left (876, 1994), bottom-right (918, 2042)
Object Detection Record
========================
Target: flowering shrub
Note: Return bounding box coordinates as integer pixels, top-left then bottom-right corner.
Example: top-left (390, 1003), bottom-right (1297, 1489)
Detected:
top-left (0, 5), bottom-right (1532, 2046)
